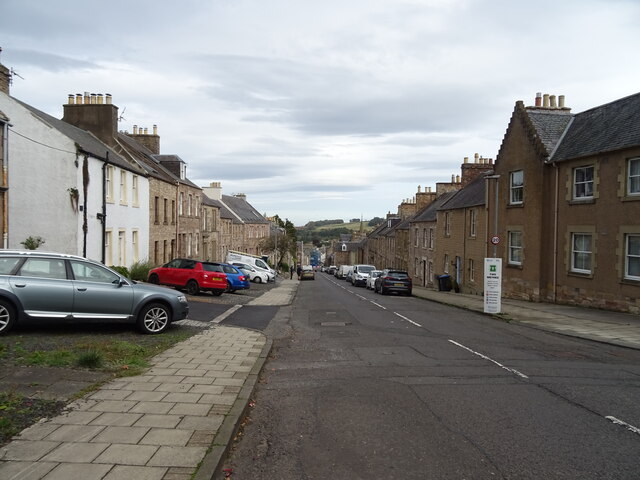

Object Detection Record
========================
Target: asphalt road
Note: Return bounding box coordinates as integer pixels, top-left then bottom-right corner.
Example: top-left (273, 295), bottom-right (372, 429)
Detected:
top-left (222, 272), bottom-right (640, 479)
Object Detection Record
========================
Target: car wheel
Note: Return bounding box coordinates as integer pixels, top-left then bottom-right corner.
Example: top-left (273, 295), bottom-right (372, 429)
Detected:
top-left (0, 300), bottom-right (16, 335)
top-left (186, 280), bottom-right (200, 296)
top-left (137, 302), bottom-right (170, 334)
top-left (148, 273), bottom-right (159, 284)
top-left (406, 290), bottom-right (412, 296)
top-left (226, 281), bottom-right (235, 293)
top-left (380, 286), bottom-right (387, 295)
top-left (254, 276), bottom-right (262, 284)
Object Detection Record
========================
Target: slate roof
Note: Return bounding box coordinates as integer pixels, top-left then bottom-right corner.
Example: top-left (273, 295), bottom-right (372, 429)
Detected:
top-left (0, 109), bottom-right (8, 122)
top-left (15, 98), bottom-right (145, 174)
top-left (437, 174), bottom-right (487, 210)
top-left (411, 191), bottom-right (457, 222)
top-left (525, 109), bottom-right (573, 156)
top-left (221, 194), bottom-right (268, 224)
top-left (202, 195), bottom-right (235, 220)
top-left (152, 154), bottom-right (200, 189)
top-left (115, 133), bottom-right (177, 183)
top-left (550, 92), bottom-right (640, 162)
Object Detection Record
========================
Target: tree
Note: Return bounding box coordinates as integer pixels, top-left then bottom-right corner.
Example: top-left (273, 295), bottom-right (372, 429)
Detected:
top-left (368, 216), bottom-right (384, 227)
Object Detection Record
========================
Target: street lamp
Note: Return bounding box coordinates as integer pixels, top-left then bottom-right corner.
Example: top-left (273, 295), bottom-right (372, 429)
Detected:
top-left (485, 174), bottom-right (500, 258)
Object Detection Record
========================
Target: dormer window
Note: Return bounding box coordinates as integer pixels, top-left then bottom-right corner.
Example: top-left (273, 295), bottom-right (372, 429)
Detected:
top-left (180, 162), bottom-right (186, 180)
top-left (341, 244), bottom-right (347, 252)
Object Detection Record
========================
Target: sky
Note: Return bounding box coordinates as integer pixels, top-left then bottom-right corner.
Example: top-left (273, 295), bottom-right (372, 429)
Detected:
top-left (2, 0), bottom-right (639, 226)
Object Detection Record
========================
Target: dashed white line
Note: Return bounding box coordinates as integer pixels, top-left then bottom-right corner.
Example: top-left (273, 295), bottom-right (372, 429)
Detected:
top-left (369, 301), bottom-right (386, 309)
top-left (606, 416), bottom-right (640, 436)
top-left (448, 339), bottom-right (529, 379)
top-left (394, 312), bottom-right (422, 327)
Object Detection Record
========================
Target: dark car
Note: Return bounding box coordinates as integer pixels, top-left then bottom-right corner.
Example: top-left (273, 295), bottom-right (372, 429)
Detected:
top-left (374, 269), bottom-right (412, 296)
top-left (148, 258), bottom-right (227, 296)
top-left (0, 250), bottom-right (189, 335)
top-left (220, 263), bottom-right (250, 292)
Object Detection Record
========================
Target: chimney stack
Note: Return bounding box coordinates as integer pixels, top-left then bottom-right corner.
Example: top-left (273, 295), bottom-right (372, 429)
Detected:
top-left (63, 91), bottom-right (119, 146)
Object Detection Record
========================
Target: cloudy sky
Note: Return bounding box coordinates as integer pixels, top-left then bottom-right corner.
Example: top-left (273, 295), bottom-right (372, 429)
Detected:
top-left (2, 0), bottom-right (639, 225)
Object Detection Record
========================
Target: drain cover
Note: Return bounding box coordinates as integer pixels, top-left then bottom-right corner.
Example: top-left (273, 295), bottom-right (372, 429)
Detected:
top-left (320, 321), bottom-right (350, 327)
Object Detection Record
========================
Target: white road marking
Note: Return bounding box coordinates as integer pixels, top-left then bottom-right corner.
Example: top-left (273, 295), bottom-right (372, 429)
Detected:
top-left (394, 312), bottom-right (422, 327)
top-left (370, 301), bottom-right (386, 309)
top-left (448, 339), bottom-right (529, 379)
top-left (606, 416), bottom-right (640, 436)
top-left (212, 304), bottom-right (243, 324)
top-left (356, 294), bottom-right (367, 300)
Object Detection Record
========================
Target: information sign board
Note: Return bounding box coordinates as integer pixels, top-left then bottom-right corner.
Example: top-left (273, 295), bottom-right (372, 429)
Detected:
top-left (484, 258), bottom-right (502, 314)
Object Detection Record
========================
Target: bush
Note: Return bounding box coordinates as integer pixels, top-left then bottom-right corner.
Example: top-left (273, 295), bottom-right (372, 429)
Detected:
top-left (20, 236), bottom-right (45, 250)
top-left (129, 260), bottom-right (154, 281)
top-left (110, 265), bottom-right (130, 278)
top-left (76, 350), bottom-right (104, 369)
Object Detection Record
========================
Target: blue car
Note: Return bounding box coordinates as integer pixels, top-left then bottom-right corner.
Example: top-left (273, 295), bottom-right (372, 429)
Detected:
top-left (221, 263), bottom-right (250, 293)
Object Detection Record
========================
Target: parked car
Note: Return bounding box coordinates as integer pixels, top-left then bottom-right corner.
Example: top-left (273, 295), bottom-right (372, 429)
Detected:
top-left (336, 265), bottom-right (352, 280)
top-left (374, 269), bottom-right (413, 296)
top-left (327, 265), bottom-right (337, 275)
top-left (148, 258), bottom-right (227, 296)
top-left (220, 263), bottom-right (250, 292)
top-left (225, 251), bottom-right (277, 280)
top-left (0, 250), bottom-right (189, 335)
top-left (366, 270), bottom-right (383, 289)
top-left (300, 265), bottom-right (315, 280)
top-left (344, 266), bottom-right (355, 283)
top-left (350, 264), bottom-right (376, 287)
top-left (232, 262), bottom-right (270, 283)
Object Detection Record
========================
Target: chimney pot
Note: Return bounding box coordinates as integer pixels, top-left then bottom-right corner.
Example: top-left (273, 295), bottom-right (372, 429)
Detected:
top-left (133, 125), bottom-right (138, 135)
top-left (417, 185), bottom-right (421, 193)
top-left (535, 92), bottom-right (542, 107)
top-left (153, 124), bottom-right (157, 135)
top-left (76, 94), bottom-right (83, 104)
top-left (90, 93), bottom-right (97, 104)
top-left (144, 127), bottom-right (148, 135)
top-left (105, 93), bottom-right (112, 104)
top-left (68, 94), bottom-right (74, 105)
top-left (84, 92), bottom-right (90, 104)
top-left (543, 94), bottom-right (550, 108)
top-left (451, 174), bottom-right (455, 182)
top-left (97, 94), bottom-right (104, 105)
top-left (456, 175), bottom-right (460, 183)
top-left (474, 153), bottom-right (479, 163)
top-left (550, 95), bottom-right (557, 108)
top-left (558, 95), bottom-right (565, 108)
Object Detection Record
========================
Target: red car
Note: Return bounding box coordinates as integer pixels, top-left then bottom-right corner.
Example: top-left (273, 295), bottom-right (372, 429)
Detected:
top-left (148, 258), bottom-right (227, 296)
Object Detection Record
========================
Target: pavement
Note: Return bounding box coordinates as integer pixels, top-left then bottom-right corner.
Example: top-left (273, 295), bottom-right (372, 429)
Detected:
top-left (1, 276), bottom-right (639, 479)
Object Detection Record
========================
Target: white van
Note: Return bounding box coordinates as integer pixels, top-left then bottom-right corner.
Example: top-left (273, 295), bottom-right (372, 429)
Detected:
top-left (226, 251), bottom-right (276, 281)
top-left (336, 265), bottom-right (352, 280)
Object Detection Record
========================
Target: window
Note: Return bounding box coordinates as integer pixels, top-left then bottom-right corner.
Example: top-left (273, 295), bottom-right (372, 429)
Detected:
top-left (118, 230), bottom-right (126, 266)
top-left (625, 234), bottom-right (640, 280)
top-left (188, 194), bottom-right (192, 216)
top-left (510, 170), bottom-right (523, 204)
top-left (119, 170), bottom-right (127, 204)
top-left (428, 261), bottom-right (433, 284)
top-left (414, 228), bottom-right (419, 247)
top-left (70, 261), bottom-right (119, 284)
top-left (106, 166), bottom-right (114, 202)
top-left (573, 166), bottom-right (594, 199)
top-left (171, 200), bottom-right (176, 224)
top-left (508, 231), bottom-right (523, 265)
top-left (469, 209), bottom-right (477, 237)
top-left (163, 198), bottom-right (168, 224)
top-left (179, 192), bottom-right (184, 215)
top-left (132, 175), bottom-right (139, 206)
top-left (444, 212), bottom-right (451, 236)
top-left (105, 230), bottom-right (113, 266)
top-left (429, 228), bottom-right (434, 249)
top-left (628, 158), bottom-right (640, 195)
top-left (422, 228), bottom-right (428, 248)
top-left (469, 258), bottom-right (475, 282)
top-left (154, 197), bottom-right (159, 224)
top-left (20, 258), bottom-right (67, 280)
top-left (571, 233), bottom-right (592, 273)
top-left (132, 230), bottom-right (139, 263)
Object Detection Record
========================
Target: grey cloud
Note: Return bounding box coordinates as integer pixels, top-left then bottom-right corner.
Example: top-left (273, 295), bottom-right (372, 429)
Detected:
top-left (4, 49), bottom-right (97, 73)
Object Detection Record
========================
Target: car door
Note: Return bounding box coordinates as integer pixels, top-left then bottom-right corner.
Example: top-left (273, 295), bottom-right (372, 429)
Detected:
top-left (10, 257), bottom-right (74, 318)
top-left (69, 260), bottom-right (134, 319)
top-left (177, 259), bottom-right (197, 287)
top-left (157, 258), bottom-right (183, 286)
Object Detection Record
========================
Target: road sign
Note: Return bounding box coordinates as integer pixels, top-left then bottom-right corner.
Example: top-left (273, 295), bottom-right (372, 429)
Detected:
top-left (484, 258), bottom-right (502, 314)
top-left (490, 235), bottom-right (500, 245)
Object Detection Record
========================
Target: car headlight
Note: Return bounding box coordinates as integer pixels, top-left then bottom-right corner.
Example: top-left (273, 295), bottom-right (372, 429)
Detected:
top-left (177, 295), bottom-right (188, 303)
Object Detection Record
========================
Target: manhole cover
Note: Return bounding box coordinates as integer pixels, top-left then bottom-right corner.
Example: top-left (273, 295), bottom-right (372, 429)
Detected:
top-left (320, 322), bottom-right (350, 327)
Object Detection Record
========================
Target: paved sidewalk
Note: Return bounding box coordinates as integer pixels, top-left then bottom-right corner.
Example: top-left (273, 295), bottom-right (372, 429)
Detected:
top-left (0, 325), bottom-right (271, 480)
top-left (247, 278), bottom-right (298, 306)
top-left (412, 286), bottom-right (640, 350)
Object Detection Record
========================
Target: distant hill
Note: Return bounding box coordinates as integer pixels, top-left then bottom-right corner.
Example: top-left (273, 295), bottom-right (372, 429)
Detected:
top-left (297, 220), bottom-right (374, 244)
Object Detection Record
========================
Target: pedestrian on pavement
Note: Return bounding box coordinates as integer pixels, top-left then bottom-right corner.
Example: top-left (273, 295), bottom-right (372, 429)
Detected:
top-left (290, 264), bottom-right (295, 279)
top-left (296, 264), bottom-right (302, 280)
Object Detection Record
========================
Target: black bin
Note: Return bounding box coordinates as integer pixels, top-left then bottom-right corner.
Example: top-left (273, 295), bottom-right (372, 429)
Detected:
top-left (437, 274), bottom-right (452, 292)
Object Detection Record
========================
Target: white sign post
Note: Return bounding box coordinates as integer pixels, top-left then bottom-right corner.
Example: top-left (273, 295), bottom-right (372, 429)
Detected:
top-left (484, 258), bottom-right (502, 314)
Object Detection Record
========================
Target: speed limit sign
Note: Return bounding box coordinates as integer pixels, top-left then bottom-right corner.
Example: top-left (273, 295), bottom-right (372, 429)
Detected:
top-left (490, 235), bottom-right (500, 245)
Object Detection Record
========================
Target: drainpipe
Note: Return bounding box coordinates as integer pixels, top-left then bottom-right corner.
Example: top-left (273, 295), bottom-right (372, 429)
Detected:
top-left (99, 155), bottom-right (108, 264)
top-left (552, 162), bottom-right (559, 303)
top-left (2, 121), bottom-right (9, 248)
top-left (485, 175), bottom-right (501, 257)
top-left (175, 183), bottom-right (180, 256)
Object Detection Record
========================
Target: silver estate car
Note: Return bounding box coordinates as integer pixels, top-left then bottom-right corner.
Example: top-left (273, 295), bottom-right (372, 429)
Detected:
top-left (0, 250), bottom-right (189, 335)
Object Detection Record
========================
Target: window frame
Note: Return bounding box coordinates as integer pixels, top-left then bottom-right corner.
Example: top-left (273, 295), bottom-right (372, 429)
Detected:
top-left (624, 234), bottom-right (640, 281)
top-left (508, 230), bottom-right (523, 265)
top-left (469, 208), bottom-right (477, 237)
top-left (573, 165), bottom-right (594, 200)
top-left (628, 157), bottom-right (640, 196)
top-left (509, 170), bottom-right (524, 205)
top-left (571, 233), bottom-right (593, 274)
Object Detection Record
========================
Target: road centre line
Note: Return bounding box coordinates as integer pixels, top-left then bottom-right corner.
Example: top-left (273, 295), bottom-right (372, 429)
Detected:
top-left (448, 340), bottom-right (529, 379)
top-left (394, 312), bottom-right (422, 327)
top-left (369, 301), bottom-right (386, 309)
top-left (606, 416), bottom-right (640, 436)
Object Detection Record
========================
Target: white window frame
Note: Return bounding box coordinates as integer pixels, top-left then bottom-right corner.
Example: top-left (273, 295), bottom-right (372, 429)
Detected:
top-left (105, 230), bottom-right (113, 266)
top-left (414, 228), bottom-right (419, 247)
top-left (508, 230), bottom-right (523, 265)
top-left (624, 234), bottom-right (640, 280)
top-left (444, 212), bottom-right (451, 236)
top-left (469, 209), bottom-right (477, 237)
top-left (429, 228), bottom-right (434, 249)
top-left (628, 158), bottom-right (640, 196)
top-left (469, 258), bottom-right (475, 282)
top-left (119, 170), bottom-right (127, 205)
top-left (106, 166), bottom-right (114, 203)
top-left (179, 192), bottom-right (184, 215)
top-left (573, 165), bottom-right (594, 200)
top-left (422, 228), bottom-right (428, 248)
top-left (132, 175), bottom-right (139, 206)
top-left (510, 170), bottom-right (524, 205)
top-left (571, 233), bottom-right (592, 274)
top-left (132, 230), bottom-right (139, 263)
top-left (118, 230), bottom-right (126, 266)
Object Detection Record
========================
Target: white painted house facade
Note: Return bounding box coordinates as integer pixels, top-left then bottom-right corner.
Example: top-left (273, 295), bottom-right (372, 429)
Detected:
top-left (0, 90), bottom-right (150, 267)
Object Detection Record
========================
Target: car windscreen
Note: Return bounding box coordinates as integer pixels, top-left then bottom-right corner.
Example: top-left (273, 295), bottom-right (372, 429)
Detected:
top-left (387, 271), bottom-right (409, 278)
top-left (358, 266), bottom-right (375, 273)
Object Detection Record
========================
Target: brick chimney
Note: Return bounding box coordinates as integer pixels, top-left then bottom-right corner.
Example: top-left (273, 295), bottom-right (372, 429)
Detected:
top-left (461, 153), bottom-right (494, 187)
top-left (202, 181), bottom-right (222, 200)
top-left (415, 185), bottom-right (437, 210)
top-left (62, 92), bottom-right (119, 146)
top-left (127, 124), bottom-right (160, 154)
top-left (0, 48), bottom-right (10, 95)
